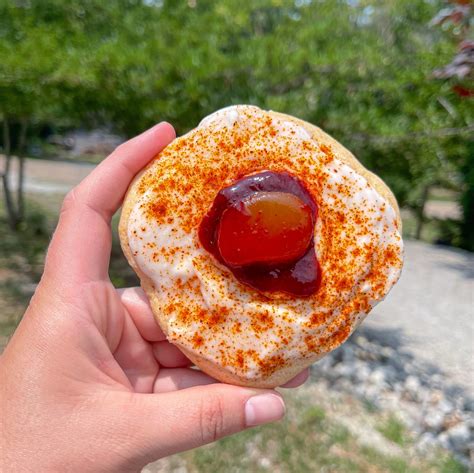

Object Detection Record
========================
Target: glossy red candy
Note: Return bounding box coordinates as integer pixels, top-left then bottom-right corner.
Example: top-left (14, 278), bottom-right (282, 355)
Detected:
top-left (217, 192), bottom-right (313, 267)
top-left (198, 171), bottom-right (321, 296)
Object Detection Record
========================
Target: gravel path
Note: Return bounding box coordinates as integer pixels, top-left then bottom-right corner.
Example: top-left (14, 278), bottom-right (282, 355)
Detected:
top-left (4, 158), bottom-right (474, 393)
top-left (0, 156), bottom-right (95, 194)
top-left (367, 240), bottom-right (474, 394)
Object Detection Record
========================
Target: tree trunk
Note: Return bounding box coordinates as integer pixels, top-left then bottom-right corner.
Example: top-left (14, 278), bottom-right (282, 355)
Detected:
top-left (1, 117), bottom-right (18, 230)
top-left (17, 118), bottom-right (28, 222)
top-left (415, 185), bottom-right (430, 240)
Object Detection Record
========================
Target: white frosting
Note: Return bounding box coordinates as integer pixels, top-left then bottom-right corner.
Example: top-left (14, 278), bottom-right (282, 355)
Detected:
top-left (127, 105), bottom-right (403, 380)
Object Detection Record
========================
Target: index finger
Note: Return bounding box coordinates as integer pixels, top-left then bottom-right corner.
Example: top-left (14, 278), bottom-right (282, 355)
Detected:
top-left (67, 122), bottom-right (175, 219)
top-left (46, 122), bottom-right (175, 282)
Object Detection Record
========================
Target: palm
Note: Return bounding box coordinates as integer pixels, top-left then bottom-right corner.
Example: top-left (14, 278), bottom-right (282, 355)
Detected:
top-left (60, 277), bottom-right (214, 395)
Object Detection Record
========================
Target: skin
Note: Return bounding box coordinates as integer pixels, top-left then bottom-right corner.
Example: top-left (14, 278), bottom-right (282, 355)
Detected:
top-left (0, 123), bottom-right (308, 473)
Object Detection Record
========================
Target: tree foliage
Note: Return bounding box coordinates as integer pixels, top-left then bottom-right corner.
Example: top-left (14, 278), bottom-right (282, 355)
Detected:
top-left (0, 0), bottom-right (472, 247)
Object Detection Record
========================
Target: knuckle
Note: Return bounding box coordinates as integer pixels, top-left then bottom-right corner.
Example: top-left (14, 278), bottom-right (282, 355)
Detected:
top-left (197, 395), bottom-right (226, 444)
top-left (61, 188), bottom-right (79, 215)
top-left (113, 140), bottom-right (130, 156)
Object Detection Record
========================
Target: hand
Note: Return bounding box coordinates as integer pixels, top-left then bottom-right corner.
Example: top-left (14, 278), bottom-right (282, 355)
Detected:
top-left (0, 123), bottom-right (308, 473)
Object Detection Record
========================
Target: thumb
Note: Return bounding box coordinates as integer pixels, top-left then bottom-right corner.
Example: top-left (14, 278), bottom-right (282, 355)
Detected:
top-left (115, 383), bottom-right (285, 464)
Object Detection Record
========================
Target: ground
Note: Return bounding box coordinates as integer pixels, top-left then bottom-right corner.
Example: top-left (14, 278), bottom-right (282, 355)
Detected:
top-left (367, 240), bottom-right (474, 394)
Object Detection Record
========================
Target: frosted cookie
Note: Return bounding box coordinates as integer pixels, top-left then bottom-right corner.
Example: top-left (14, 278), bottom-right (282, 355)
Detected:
top-left (119, 105), bottom-right (403, 388)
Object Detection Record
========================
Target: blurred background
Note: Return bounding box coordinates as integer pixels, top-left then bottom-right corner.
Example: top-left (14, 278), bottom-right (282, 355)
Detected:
top-left (0, 1), bottom-right (473, 472)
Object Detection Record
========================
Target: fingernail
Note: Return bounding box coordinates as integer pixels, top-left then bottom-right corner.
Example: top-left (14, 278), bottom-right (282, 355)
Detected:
top-left (245, 393), bottom-right (286, 426)
top-left (154, 121), bottom-right (176, 138)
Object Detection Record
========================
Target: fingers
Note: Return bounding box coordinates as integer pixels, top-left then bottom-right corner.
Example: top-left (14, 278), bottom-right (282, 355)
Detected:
top-left (152, 341), bottom-right (191, 367)
top-left (122, 383), bottom-right (285, 461)
top-left (119, 287), bottom-right (166, 342)
top-left (67, 122), bottom-right (175, 220)
top-left (153, 368), bottom-right (217, 392)
top-left (113, 313), bottom-right (159, 393)
top-left (280, 368), bottom-right (310, 388)
top-left (120, 287), bottom-right (307, 389)
top-left (120, 287), bottom-right (192, 369)
top-left (46, 123), bottom-right (175, 283)
top-left (120, 287), bottom-right (309, 386)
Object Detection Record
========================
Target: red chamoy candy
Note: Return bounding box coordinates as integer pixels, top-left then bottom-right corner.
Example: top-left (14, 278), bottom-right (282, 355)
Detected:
top-left (198, 171), bottom-right (321, 296)
top-left (217, 192), bottom-right (313, 267)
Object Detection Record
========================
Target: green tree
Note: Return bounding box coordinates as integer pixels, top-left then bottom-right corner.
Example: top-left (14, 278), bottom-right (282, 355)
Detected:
top-left (0, 0), bottom-right (157, 228)
top-left (431, 0), bottom-right (473, 250)
top-left (1, 0), bottom-right (472, 246)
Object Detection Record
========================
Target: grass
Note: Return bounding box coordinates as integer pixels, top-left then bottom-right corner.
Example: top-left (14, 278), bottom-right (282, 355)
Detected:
top-left (0, 199), bottom-right (55, 343)
top-left (377, 415), bottom-right (410, 446)
top-left (0, 204), bottom-right (51, 276)
top-left (362, 399), bottom-right (379, 414)
top-left (360, 446), bottom-right (419, 473)
top-left (184, 404), bottom-right (361, 473)
top-left (30, 144), bottom-right (107, 165)
top-left (433, 455), bottom-right (468, 473)
top-left (110, 212), bottom-right (140, 287)
top-left (300, 404), bottom-right (326, 424)
top-left (0, 279), bottom-right (27, 342)
top-left (163, 394), bottom-right (466, 473)
top-left (0, 197), bottom-right (137, 343)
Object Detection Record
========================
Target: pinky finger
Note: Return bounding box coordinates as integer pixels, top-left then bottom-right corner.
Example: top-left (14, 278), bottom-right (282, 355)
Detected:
top-left (279, 368), bottom-right (310, 388)
top-left (152, 340), bottom-right (192, 368)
